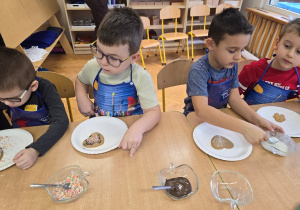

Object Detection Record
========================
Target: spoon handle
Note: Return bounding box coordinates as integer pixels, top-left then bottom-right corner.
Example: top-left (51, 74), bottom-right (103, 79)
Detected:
top-left (152, 186), bottom-right (172, 190)
top-left (30, 184), bottom-right (58, 188)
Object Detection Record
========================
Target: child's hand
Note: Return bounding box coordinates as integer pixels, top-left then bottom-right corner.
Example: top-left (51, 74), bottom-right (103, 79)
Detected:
top-left (77, 97), bottom-right (95, 117)
top-left (241, 123), bottom-right (269, 145)
top-left (256, 118), bottom-right (285, 134)
top-left (118, 128), bottom-right (143, 157)
top-left (13, 148), bottom-right (39, 169)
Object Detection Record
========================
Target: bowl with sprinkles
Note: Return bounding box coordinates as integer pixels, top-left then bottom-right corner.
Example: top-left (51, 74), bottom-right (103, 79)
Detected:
top-left (46, 165), bottom-right (90, 203)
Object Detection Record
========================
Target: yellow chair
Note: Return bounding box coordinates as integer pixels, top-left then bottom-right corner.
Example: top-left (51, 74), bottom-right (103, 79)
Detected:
top-left (36, 71), bottom-right (75, 122)
top-left (140, 16), bottom-right (163, 69)
top-left (186, 4), bottom-right (210, 61)
top-left (158, 6), bottom-right (189, 65)
top-left (157, 59), bottom-right (193, 112)
top-left (216, 3), bottom-right (236, 14)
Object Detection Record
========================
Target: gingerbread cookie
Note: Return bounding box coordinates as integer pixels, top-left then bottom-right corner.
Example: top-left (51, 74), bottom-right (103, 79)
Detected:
top-left (211, 135), bottom-right (234, 150)
top-left (82, 132), bottom-right (104, 148)
top-left (273, 113), bottom-right (286, 122)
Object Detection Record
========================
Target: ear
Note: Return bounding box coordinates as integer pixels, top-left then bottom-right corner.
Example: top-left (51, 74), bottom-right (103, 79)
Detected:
top-left (30, 80), bottom-right (39, 92)
top-left (273, 37), bottom-right (279, 51)
top-left (206, 38), bottom-right (215, 51)
top-left (130, 52), bottom-right (140, 64)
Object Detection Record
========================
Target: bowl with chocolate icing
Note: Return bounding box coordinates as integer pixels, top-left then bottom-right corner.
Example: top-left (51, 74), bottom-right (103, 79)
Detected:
top-left (158, 163), bottom-right (199, 200)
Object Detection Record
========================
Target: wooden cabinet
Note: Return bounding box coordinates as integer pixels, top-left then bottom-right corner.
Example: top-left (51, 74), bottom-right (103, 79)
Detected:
top-left (0, 0), bottom-right (73, 69)
top-left (62, 1), bottom-right (96, 54)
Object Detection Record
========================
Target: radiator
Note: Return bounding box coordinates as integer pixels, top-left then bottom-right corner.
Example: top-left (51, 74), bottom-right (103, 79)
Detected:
top-left (245, 8), bottom-right (290, 59)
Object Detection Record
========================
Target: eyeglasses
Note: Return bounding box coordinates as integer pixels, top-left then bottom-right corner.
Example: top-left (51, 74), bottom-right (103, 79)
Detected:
top-left (0, 81), bottom-right (33, 103)
top-left (90, 40), bottom-right (133, 68)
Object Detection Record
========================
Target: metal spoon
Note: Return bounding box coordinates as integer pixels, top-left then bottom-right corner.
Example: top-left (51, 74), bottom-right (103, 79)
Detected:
top-left (268, 136), bottom-right (279, 144)
top-left (30, 183), bottom-right (72, 190)
top-left (152, 186), bottom-right (173, 190)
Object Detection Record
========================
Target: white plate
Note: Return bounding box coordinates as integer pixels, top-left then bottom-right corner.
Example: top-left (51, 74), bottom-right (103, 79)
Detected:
top-left (193, 123), bottom-right (253, 161)
top-left (71, 116), bottom-right (128, 154)
top-left (0, 129), bottom-right (33, 171)
top-left (256, 106), bottom-right (300, 137)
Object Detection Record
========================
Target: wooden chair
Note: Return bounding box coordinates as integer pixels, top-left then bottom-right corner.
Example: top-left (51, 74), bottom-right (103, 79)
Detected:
top-left (36, 71), bottom-right (75, 122)
top-left (158, 6), bottom-right (189, 65)
top-left (186, 4), bottom-right (210, 61)
top-left (216, 3), bottom-right (236, 14)
top-left (238, 59), bottom-right (256, 74)
top-left (140, 16), bottom-right (163, 69)
top-left (157, 59), bottom-right (193, 112)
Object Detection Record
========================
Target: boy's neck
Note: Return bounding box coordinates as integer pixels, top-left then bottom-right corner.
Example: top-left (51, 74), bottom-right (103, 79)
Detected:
top-left (208, 52), bottom-right (223, 70)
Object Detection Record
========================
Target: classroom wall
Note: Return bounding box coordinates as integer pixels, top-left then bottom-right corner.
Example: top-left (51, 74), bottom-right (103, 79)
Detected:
top-left (240, 0), bottom-right (263, 16)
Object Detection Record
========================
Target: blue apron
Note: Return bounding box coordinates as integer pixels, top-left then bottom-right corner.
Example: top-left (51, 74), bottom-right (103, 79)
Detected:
top-left (10, 91), bottom-right (50, 128)
top-left (184, 54), bottom-right (234, 115)
top-left (93, 65), bottom-right (143, 117)
top-left (244, 59), bottom-right (300, 105)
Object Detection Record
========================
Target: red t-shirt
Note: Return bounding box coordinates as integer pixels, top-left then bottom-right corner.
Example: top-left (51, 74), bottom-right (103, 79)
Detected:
top-left (238, 58), bottom-right (300, 99)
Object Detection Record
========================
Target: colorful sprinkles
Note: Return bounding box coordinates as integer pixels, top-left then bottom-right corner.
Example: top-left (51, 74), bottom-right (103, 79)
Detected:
top-left (0, 136), bottom-right (17, 163)
top-left (52, 174), bottom-right (84, 200)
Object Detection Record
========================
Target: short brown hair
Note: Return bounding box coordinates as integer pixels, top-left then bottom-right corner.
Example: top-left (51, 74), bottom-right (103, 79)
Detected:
top-left (0, 47), bottom-right (36, 91)
top-left (97, 7), bottom-right (143, 55)
top-left (279, 18), bottom-right (300, 40)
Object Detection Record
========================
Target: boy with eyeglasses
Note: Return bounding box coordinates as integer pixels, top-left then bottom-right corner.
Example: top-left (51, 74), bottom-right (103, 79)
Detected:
top-left (0, 47), bottom-right (69, 169)
top-left (75, 8), bottom-right (161, 157)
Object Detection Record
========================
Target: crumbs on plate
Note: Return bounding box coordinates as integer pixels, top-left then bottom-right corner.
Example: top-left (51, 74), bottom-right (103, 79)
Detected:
top-left (0, 136), bottom-right (17, 163)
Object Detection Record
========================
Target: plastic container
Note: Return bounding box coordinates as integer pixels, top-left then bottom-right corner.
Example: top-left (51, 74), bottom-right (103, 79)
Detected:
top-left (262, 131), bottom-right (296, 156)
top-left (211, 170), bottom-right (253, 209)
top-left (158, 163), bottom-right (199, 200)
top-left (46, 165), bottom-right (90, 203)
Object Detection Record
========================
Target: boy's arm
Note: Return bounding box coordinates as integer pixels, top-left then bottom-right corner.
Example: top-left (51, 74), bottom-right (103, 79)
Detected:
top-left (228, 88), bottom-right (284, 133)
top-left (26, 80), bottom-right (69, 156)
top-left (75, 77), bottom-right (95, 116)
top-left (118, 105), bottom-right (161, 157)
top-left (192, 95), bottom-right (269, 144)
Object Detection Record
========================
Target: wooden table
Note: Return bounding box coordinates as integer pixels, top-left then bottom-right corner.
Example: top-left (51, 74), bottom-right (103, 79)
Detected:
top-left (0, 112), bottom-right (231, 209)
top-left (187, 101), bottom-right (300, 209)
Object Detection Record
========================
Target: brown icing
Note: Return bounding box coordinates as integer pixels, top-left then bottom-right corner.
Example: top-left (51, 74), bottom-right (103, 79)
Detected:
top-left (82, 132), bottom-right (104, 148)
top-left (0, 147), bottom-right (3, 161)
top-left (273, 113), bottom-right (286, 122)
top-left (165, 177), bottom-right (192, 198)
top-left (211, 135), bottom-right (234, 150)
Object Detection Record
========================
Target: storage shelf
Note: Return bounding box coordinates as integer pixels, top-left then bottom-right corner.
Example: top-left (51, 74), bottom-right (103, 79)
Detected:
top-left (32, 26), bottom-right (66, 70)
top-left (71, 26), bottom-right (95, 31)
top-left (130, 5), bottom-right (185, 9)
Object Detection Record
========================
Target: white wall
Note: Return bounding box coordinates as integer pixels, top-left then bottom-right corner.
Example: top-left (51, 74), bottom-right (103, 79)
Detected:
top-left (240, 0), bottom-right (264, 16)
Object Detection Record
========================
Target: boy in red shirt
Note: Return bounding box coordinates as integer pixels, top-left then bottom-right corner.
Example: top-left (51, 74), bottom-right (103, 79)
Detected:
top-left (239, 18), bottom-right (300, 105)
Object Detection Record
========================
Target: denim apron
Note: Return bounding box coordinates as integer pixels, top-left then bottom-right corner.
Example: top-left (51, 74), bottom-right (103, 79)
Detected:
top-left (93, 65), bottom-right (143, 117)
top-left (10, 91), bottom-right (50, 128)
top-left (244, 59), bottom-right (300, 105)
top-left (184, 54), bottom-right (234, 115)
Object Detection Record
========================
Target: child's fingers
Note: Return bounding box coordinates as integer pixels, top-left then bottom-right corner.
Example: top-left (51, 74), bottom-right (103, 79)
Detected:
top-left (13, 150), bottom-right (25, 161)
top-left (129, 147), bottom-right (136, 157)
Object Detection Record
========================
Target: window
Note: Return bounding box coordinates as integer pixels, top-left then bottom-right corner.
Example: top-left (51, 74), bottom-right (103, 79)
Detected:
top-left (263, 0), bottom-right (300, 18)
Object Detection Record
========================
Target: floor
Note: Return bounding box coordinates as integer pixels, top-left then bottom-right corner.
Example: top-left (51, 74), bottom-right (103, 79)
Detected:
top-left (42, 49), bottom-right (206, 122)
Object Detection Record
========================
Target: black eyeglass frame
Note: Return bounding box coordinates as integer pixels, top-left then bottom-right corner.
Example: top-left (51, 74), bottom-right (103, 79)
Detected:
top-left (90, 40), bottom-right (133, 68)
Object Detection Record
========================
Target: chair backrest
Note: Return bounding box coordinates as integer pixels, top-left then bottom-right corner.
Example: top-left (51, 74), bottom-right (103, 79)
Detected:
top-left (160, 5), bottom-right (181, 19)
top-left (190, 4), bottom-right (210, 17)
top-left (238, 59), bottom-right (256, 75)
top-left (36, 71), bottom-right (75, 121)
top-left (216, 3), bottom-right (236, 14)
top-left (140, 16), bottom-right (150, 29)
top-left (36, 71), bottom-right (75, 98)
top-left (157, 59), bottom-right (193, 90)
